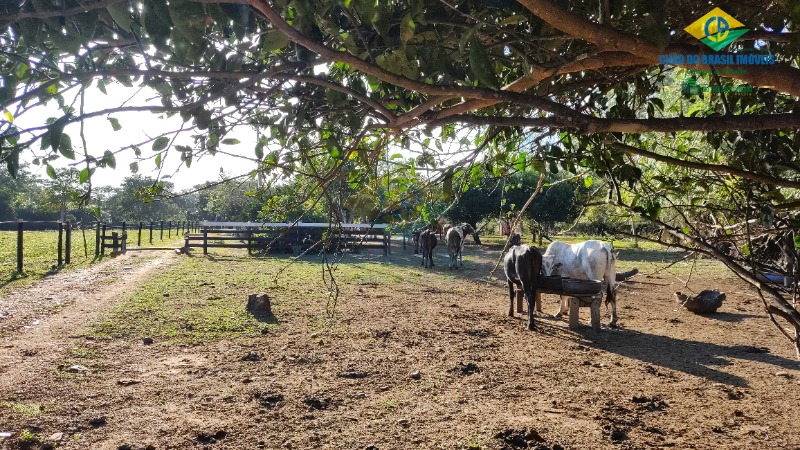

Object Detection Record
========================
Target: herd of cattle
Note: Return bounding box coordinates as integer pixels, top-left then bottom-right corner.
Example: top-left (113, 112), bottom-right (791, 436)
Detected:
top-left (412, 224), bottom-right (618, 331)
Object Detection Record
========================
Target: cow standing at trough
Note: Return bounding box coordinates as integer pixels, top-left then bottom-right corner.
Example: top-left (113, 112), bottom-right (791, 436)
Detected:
top-left (542, 240), bottom-right (618, 328)
top-left (504, 242), bottom-right (543, 330)
top-left (445, 223), bottom-right (476, 269)
top-left (419, 229), bottom-right (437, 268)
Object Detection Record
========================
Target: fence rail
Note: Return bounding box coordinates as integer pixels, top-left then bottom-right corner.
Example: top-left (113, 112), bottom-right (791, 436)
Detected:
top-left (185, 223), bottom-right (391, 256)
top-left (3, 219), bottom-right (392, 274)
top-left (1, 219), bottom-right (201, 274)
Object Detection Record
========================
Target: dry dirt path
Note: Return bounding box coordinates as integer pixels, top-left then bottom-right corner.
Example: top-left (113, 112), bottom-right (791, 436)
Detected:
top-left (0, 251), bottom-right (179, 394)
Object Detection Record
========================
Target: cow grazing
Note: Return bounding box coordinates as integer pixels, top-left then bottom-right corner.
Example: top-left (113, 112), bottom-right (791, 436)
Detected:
top-left (419, 229), bottom-right (438, 268)
top-left (445, 223), bottom-right (476, 269)
top-left (504, 244), bottom-right (543, 330)
top-left (541, 240), bottom-right (618, 328)
top-left (411, 230), bottom-right (421, 254)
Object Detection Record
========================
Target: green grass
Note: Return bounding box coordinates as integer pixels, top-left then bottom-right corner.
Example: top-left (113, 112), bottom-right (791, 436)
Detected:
top-left (86, 247), bottom-right (429, 344)
top-left (0, 229), bottom-right (97, 293)
top-left (88, 252), bottom-right (285, 343)
top-left (0, 228), bottom-right (184, 294)
top-left (3, 402), bottom-right (43, 417)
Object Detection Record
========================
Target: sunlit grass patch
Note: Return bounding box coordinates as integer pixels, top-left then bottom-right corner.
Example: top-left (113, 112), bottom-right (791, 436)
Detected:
top-left (3, 402), bottom-right (43, 417)
top-left (87, 251), bottom-right (309, 343)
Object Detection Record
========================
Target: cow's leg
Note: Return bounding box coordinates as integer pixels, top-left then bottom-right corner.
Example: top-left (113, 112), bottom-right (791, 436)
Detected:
top-left (607, 284), bottom-right (618, 328)
top-left (507, 279), bottom-right (515, 317)
top-left (554, 295), bottom-right (568, 318)
top-left (525, 286), bottom-right (537, 330)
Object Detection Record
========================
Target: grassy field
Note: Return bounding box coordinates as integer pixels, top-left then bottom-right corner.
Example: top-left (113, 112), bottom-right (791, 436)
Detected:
top-left (0, 227), bottom-right (185, 295)
top-left (88, 234), bottom-right (734, 346)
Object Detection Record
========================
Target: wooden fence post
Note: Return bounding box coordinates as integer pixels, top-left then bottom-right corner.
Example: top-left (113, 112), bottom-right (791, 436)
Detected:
top-left (121, 232), bottom-right (127, 254)
top-left (149, 221), bottom-right (153, 244)
top-left (112, 231), bottom-right (119, 254)
top-left (168, 220), bottom-right (172, 238)
top-left (16, 220), bottom-right (23, 273)
top-left (65, 222), bottom-right (71, 264)
top-left (95, 222), bottom-right (101, 256)
top-left (203, 228), bottom-right (208, 255)
top-left (138, 221), bottom-right (143, 247)
top-left (101, 223), bottom-right (107, 256)
top-left (160, 220), bottom-right (164, 241)
top-left (58, 222), bottom-right (64, 266)
top-left (122, 221), bottom-right (127, 248)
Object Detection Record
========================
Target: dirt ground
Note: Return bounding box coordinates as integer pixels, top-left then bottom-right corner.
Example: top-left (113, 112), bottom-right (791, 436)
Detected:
top-left (1, 240), bottom-right (799, 450)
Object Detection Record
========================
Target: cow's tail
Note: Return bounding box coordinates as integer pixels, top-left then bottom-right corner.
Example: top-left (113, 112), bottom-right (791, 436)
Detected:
top-left (603, 245), bottom-right (616, 308)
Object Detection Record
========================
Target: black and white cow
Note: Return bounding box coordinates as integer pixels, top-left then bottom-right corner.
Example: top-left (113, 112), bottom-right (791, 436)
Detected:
top-left (541, 240), bottom-right (618, 328)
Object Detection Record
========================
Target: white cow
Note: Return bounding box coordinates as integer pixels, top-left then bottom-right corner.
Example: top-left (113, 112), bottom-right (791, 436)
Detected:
top-left (445, 223), bottom-right (475, 269)
top-left (542, 240), bottom-right (618, 328)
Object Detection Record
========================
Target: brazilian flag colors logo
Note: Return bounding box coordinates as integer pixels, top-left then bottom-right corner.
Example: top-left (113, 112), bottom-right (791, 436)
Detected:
top-left (684, 7), bottom-right (749, 51)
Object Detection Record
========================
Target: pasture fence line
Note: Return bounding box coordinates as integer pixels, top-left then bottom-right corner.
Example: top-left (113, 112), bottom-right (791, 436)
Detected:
top-left (1, 219), bottom-right (202, 274)
top-left (185, 222), bottom-right (392, 256)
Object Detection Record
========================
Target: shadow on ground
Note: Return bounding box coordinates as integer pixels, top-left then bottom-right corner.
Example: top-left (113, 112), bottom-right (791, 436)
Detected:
top-left (574, 326), bottom-right (800, 387)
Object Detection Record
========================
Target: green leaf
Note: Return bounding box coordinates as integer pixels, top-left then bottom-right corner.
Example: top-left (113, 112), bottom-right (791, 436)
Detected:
top-left (46, 164), bottom-right (56, 179)
top-left (107, 1), bottom-right (133, 31)
top-left (375, 50), bottom-right (417, 79)
top-left (155, 153), bottom-right (162, 168)
top-left (584, 176), bottom-right (593, 188)
top-left (79, 168), bottom-right (90, 183)
top-left (459, 27), bottom-right (476, 55)
top-left (48, 115), bottom-right (70, 152)
top-left (14, 63), bottom-right (30, 80)
top-left (97, 79), bottom-right (107, 95)
top-left (468, 36), bottom-right (499, 89)
top-left (221, 138), bottom-right (240, 145)
top-left (108, 117), bottom-right (122, 131)
top-left (255, 142), bottom-right (265, 160)
top-left (46, 83), bottom-right (58, 95)
top-left (500, 15), bottom-right (527, 25)
top-left (400, 13), bottom-right (415, 44)
top-left (261, 30), bottom-right (290, 53)
top-left (129, 161), bottom-right (139, 173)
top-left (58, 135), bottom-right (75, 160)
top-left (152, 136), bottom-right (170, 151)
top-left (103, 150), bottom-right (116, 169)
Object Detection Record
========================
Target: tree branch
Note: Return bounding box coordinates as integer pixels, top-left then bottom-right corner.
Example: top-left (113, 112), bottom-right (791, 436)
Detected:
top-left (516, 0), bottom-right (800, 97)
top-left (610, 141), bottom-right (800, 190)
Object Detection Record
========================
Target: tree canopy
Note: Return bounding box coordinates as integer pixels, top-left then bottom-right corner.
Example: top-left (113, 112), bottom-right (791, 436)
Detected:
top-left (1, 0), bottom-right (799, 355)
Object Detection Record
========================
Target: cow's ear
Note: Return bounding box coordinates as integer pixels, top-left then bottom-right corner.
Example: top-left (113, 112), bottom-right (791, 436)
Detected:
top-left (613, 251), bottom-right (620, 260)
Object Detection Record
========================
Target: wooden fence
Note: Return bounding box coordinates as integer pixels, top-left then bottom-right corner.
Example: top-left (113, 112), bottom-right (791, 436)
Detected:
top-left (185, 222), bottom-right (391, 255)
top-left (3, 220), bottom-right (392, 274)
top-left (1, 219), bottom-right (201, 273)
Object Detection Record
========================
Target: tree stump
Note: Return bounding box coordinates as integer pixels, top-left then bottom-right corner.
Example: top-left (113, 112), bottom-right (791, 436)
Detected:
top-left (247, 293), bottom-right (272, 315)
